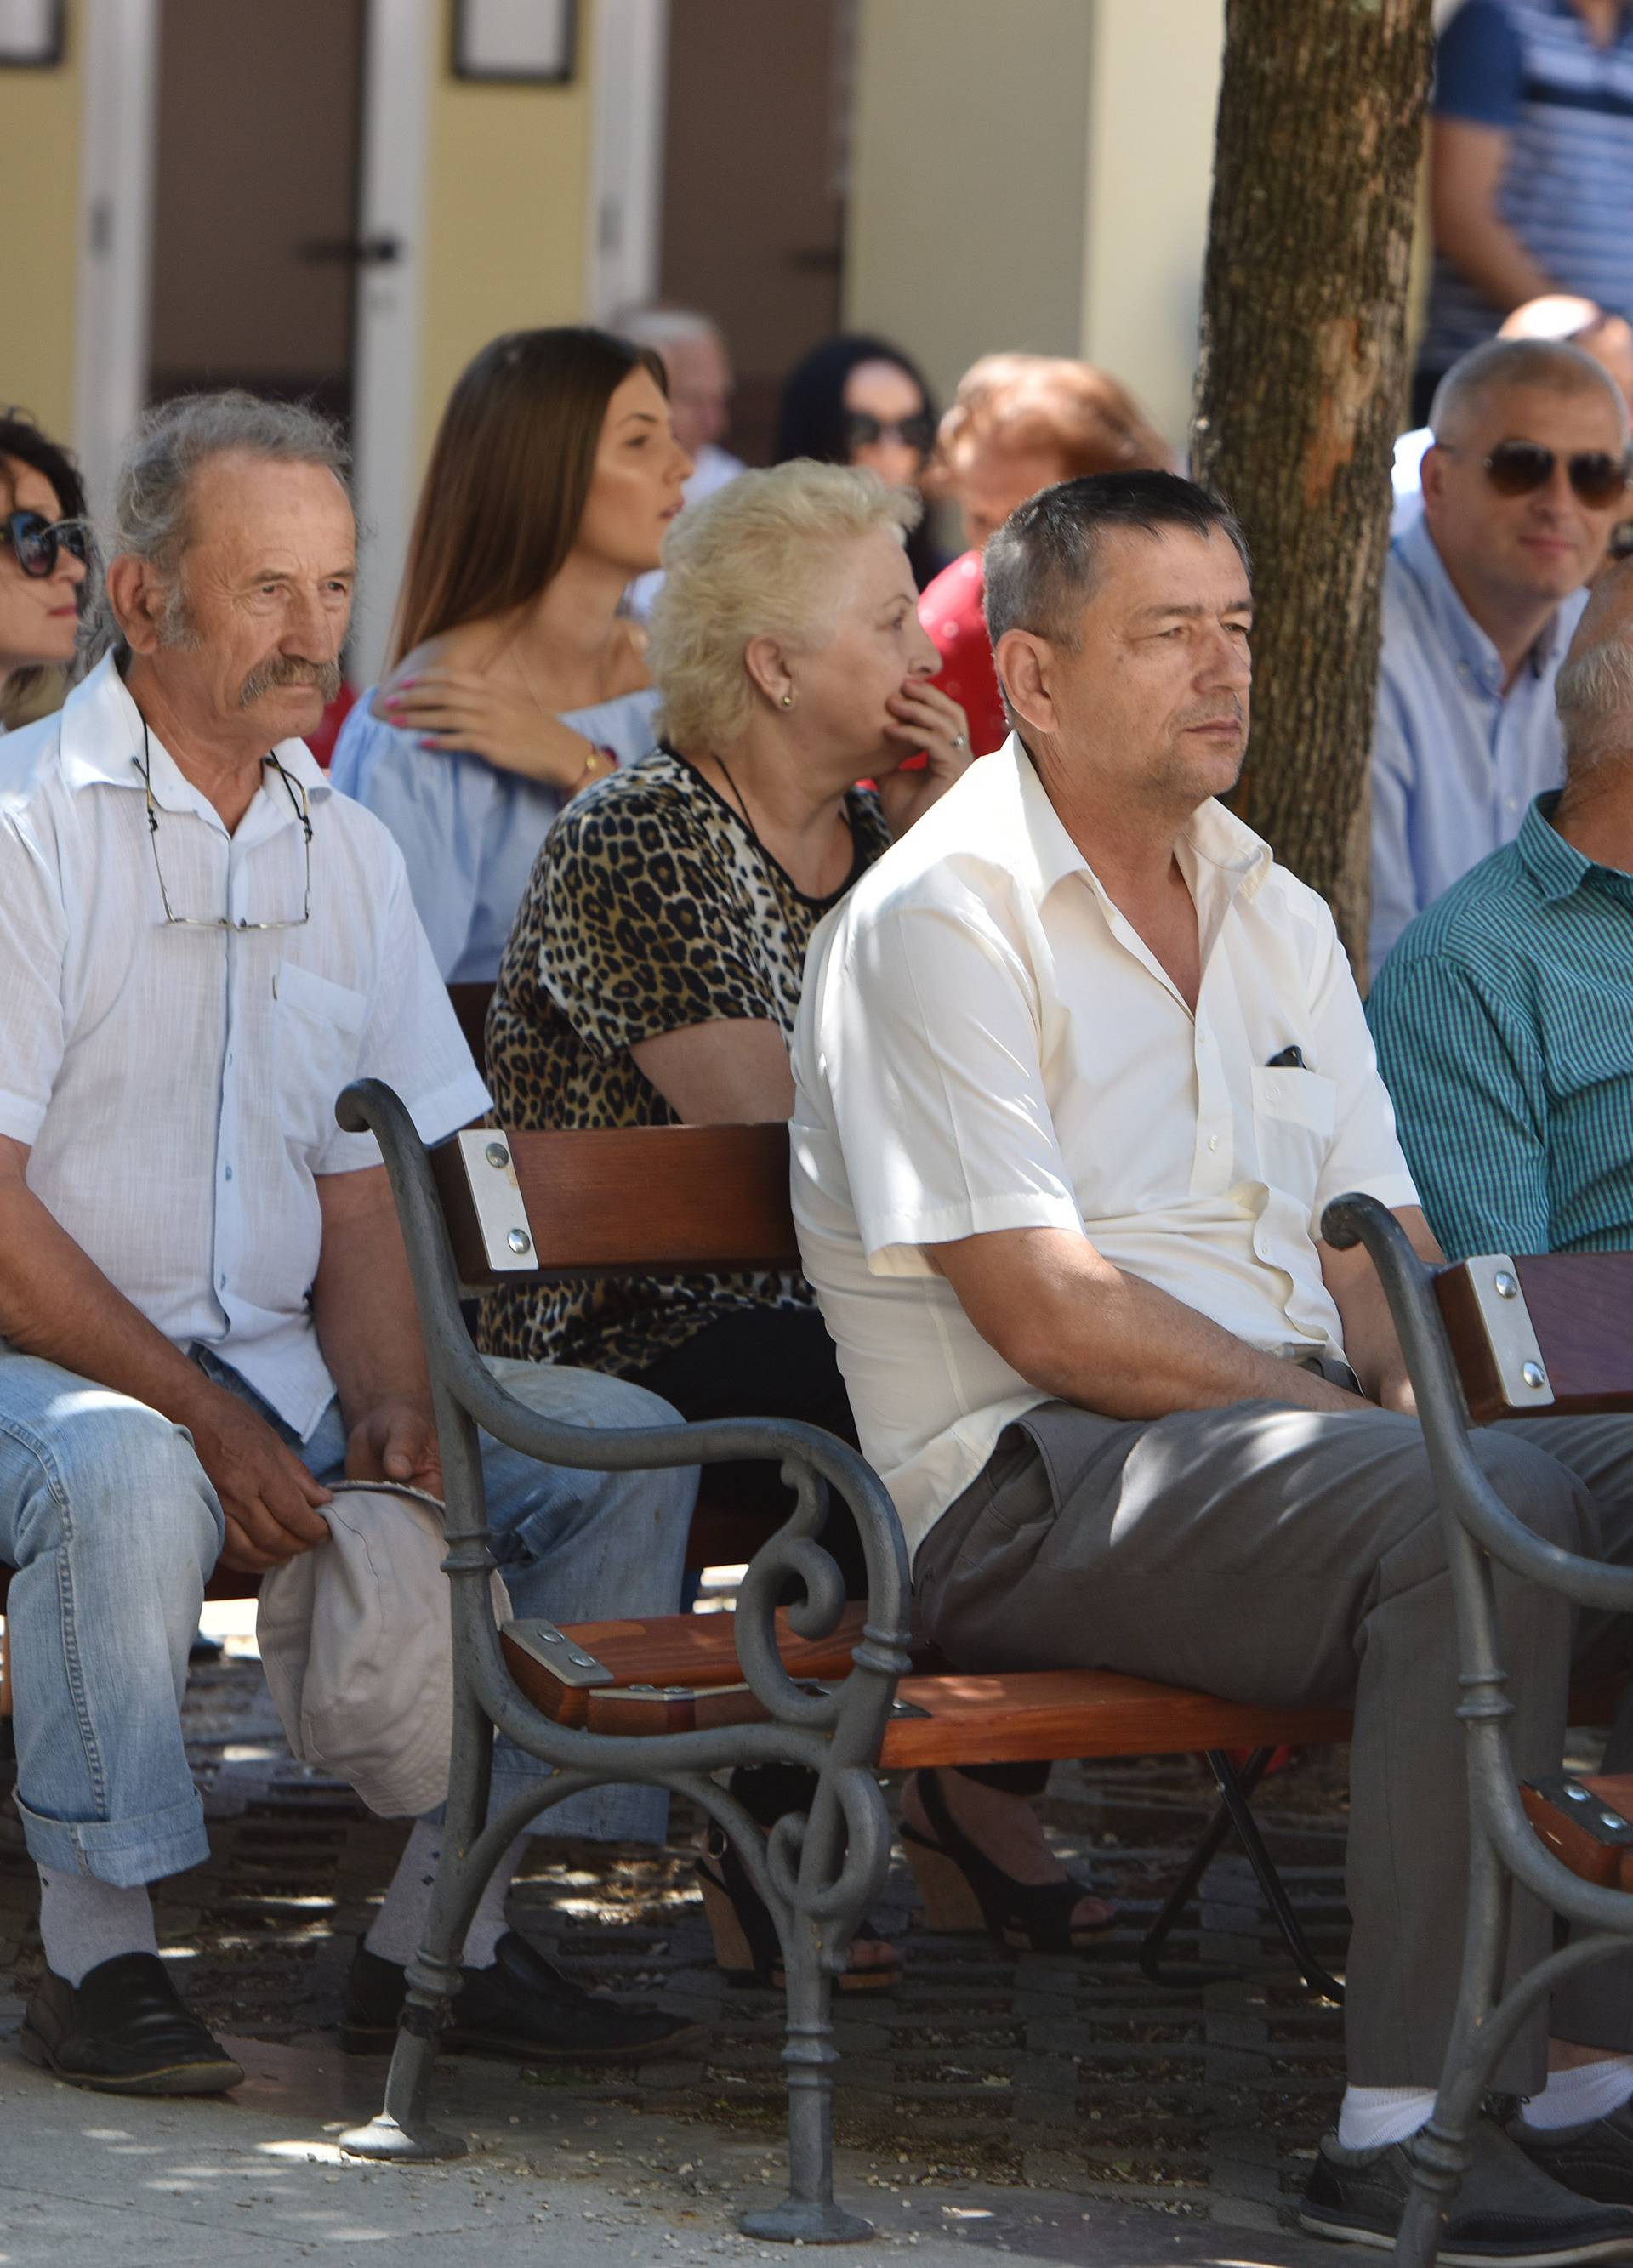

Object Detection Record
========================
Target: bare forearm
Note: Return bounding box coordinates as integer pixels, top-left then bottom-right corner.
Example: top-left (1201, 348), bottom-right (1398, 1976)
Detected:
top-left (311, 1176), bottom-right (433, 1432)
top-left (1437, 210), bottom-right (1556, 312)
top-left (0, 1176), bottom-right (217, 1424)
top-left (936, 1232), bottom-right (1365, 1419)
top-left (1321, 1208), bottom-right (1443, 1416)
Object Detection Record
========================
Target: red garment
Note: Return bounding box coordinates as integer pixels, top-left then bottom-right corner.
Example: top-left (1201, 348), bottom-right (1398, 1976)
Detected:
top-left (919, 549), bottom-right (1008, 757)
top-left (304, 681), bottom-right (357, 768)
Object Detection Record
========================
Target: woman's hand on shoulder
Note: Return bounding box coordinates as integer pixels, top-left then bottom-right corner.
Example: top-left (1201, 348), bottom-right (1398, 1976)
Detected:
top-left (874, 677), bottom-right (974, 835)
top-left (374, 668), bottom-right (606, 792)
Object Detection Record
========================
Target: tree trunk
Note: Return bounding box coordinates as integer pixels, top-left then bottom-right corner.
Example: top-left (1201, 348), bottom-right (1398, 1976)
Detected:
top-left (1191, 0), bottom-right (1433, 975)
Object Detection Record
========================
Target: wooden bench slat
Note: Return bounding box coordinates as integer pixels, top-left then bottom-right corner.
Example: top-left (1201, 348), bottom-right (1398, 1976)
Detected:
top-left (438, 1123), bottom-right (799, 1287)
top-left (1436, 1252), bottom-right (1633, 1422)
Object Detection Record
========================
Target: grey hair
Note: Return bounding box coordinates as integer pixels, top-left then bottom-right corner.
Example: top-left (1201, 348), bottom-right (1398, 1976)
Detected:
top-left (610, 304), bottom-right (723, 357)
top-left (647, 460), bottom-right (917, 751)
top-left (1556, 598), bottom-right (1633, 777)
top-left (86, 389), bottom-right (350, 662)
top-left (1430, 338), bottom-right (1630, 446)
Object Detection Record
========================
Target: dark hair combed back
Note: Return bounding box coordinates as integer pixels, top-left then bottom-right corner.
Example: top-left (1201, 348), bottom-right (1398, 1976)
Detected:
top-left (0, 411), bottom-right (89, 527)
top-left (390, 326), bottom-right (667, 666)
top-left (983, 469), bottom-right (1250, 651)
top-left (773, 332), bottom-right (941, 588)
top-left (0, 411), bottom-right (94, 710)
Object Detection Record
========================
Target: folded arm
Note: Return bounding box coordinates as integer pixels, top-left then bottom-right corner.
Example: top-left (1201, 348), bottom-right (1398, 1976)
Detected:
top-left (1430, 118), bottom-right (1556, 314)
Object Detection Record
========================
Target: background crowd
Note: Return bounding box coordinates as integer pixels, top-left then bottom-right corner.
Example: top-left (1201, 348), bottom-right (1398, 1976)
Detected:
top-left (6, 0), bottom-right (1633, 2259)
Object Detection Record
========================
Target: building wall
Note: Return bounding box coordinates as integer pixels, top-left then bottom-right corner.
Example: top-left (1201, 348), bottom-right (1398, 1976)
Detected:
top-left (844, 0), bottom-right (1223, 452)
top-left (843, 0), bottom-right (1096, 413)
top-left (0, 16), bottom-right (83, 439)
top-left (1079, 0), bottom-right (1224, 452)
top-left (416, 0), bottom-right (595, 460)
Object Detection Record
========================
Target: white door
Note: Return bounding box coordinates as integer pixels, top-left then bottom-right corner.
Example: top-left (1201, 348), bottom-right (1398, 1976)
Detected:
top-left (349, 0), bottom-right (435, 688)
top-left (71, 0), bottom-right (432, 692)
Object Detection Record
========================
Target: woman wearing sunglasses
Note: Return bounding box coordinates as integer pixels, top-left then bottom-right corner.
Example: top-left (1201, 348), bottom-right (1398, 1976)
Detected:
top-left (774, 334), bottom-right (946, 588)
top-left (0, 413), bottom-right (90, 730)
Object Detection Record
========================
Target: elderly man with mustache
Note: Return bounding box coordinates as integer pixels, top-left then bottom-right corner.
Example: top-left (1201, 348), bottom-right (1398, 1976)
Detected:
top-left (0, 392), bottom-right (699, 2099)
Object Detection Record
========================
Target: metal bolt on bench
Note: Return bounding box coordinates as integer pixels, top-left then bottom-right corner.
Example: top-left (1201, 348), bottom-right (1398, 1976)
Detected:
top-left (332, 1081), bottom-right (912, 2244)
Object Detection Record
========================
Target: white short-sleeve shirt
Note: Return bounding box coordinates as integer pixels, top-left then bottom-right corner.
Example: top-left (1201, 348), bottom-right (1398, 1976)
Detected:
top-left (0, 655), bottom-right (490, 1439)
top-left (789, 738), bottom-right (1419, 1565)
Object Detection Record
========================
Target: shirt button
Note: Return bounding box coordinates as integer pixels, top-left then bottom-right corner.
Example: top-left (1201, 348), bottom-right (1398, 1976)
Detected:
top-left (218, 1272), bottom-right (227, 1290)
top-left (1504, 797), bottom-right (1517, 813)
top-left (226, 1051), bottom-right (234, 1067)
top-left (1208, 1134), bottom-right (1220, 1152)
top-left (1264, 1079), bottom-right (1280, 1102)
top-left (224, 1165), bottom-right (233, 1181)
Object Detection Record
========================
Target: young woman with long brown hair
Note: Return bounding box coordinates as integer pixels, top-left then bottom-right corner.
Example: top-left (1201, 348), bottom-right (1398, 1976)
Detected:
top-left (331, 327), bottom-right (691, 978)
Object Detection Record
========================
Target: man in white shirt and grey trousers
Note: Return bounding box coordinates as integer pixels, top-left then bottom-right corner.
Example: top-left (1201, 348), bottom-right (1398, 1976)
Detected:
top-left (0, 393), bottom-right (698, 2097)
top-left (790, 469), bottom-right (1633, 2262)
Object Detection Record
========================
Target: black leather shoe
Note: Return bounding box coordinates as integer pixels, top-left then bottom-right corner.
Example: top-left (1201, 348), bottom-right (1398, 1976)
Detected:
top-left (1300, 2114), bottom-right (1633, 2262)
top-left (20, 1953), bottom-right (244, 2095)
top-left (341, 1930), bottom-right (703, 2062)
top-left (1511, 2100), bottom-right (1633, 2208)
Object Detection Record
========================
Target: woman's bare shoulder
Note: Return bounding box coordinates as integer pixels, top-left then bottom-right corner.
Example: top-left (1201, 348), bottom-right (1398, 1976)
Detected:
top-left (373, 625), bottom-right (503, 714)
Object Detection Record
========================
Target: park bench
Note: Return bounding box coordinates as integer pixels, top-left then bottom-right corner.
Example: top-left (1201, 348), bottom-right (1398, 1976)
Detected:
top-left (7, 1087), bottom-right (1633, 2251)
top-left (321, 1083), bottom-right (1633, 2244)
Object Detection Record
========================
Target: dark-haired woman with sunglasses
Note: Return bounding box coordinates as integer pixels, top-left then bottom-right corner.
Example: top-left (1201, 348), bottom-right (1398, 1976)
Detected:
top-left (773, 334), bottom-right (947, 589)
top-left (0, 413), bottom-right (90, 730)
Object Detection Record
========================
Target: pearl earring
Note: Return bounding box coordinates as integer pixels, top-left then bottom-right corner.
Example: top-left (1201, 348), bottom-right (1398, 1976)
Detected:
top-left (779, 692), bottom-right (794, 710)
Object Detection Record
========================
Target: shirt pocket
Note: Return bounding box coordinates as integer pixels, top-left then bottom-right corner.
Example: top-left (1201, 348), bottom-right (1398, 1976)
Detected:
top-left (272, 963), bottom-right (370, 1158)
top-left (1249, 1064), bottom-right (1337, 1200)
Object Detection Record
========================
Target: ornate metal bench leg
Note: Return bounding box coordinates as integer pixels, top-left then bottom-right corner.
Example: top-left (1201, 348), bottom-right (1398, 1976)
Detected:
top-left (740, 1917), bottom-right (870, 2243)
top-left (340, 1689), bottom-right (495, 2163)
top-left (739, 1783), bottom-right (873, 2245)
top-left (1393, 1825), bottom-right (1516, 2268)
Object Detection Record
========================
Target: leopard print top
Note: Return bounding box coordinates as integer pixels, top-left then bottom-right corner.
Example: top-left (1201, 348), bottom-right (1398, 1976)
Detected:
top-left (478, 744), bottom-right (893, 1377)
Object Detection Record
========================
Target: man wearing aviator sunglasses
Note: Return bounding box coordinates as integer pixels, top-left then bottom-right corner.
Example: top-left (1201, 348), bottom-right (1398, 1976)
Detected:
top-left (1371, 335), bottom-right (1632, 970)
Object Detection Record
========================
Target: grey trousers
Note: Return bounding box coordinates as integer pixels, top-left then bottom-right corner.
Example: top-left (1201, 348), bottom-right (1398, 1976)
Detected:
top-left (913, 1397), bottom-right (1633, 2093)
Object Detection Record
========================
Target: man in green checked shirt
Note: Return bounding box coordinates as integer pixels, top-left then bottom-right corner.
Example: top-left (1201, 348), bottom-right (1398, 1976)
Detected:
top-left (1369, 559), bottom-right (1633, 1263)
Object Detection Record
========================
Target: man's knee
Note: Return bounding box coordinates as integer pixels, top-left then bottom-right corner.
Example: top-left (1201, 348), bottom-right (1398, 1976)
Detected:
top-left (1468, 1428), bottom-right (1593, 1559)
top-left (485, 1355), bottom-right (684, 1435)
top-left (11, 1394), bottom-right (221, 1575)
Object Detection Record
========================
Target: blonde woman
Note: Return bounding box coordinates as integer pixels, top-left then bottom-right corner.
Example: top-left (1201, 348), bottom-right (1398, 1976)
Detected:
top-left (482, 462), bottom-right (1113, 1981)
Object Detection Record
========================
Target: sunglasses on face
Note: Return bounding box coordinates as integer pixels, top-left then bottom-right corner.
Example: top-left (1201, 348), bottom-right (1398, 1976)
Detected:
top-left (845, 409), bottom-right (936, 458)
top-left (2, 509), bottom-right (90, 577)
top-left (1471, 439), bottom-right (1631, 509)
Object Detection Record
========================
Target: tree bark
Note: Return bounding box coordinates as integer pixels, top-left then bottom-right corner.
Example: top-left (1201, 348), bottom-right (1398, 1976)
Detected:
top-left (1192, 0), bottom-right (1433, 975)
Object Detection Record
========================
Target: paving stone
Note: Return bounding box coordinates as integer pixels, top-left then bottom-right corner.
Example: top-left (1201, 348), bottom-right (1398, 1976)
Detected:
top-left (1, 1652), bottom-right (1357, 2242)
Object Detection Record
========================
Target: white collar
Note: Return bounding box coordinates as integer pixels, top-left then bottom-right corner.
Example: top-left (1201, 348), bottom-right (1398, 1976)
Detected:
top-left (993, 734), bottom-right (1272, 910)
top-left (57, 652), bottom-right (331, 817)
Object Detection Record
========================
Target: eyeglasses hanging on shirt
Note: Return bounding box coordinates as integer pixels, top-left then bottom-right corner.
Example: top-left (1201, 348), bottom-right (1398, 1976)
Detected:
top-left (132, 715), bottom-right (313, 930)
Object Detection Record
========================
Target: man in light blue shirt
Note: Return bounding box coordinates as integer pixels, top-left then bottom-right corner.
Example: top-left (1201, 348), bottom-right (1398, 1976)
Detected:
top-left (1371, 335), bottom-right (1629, 970)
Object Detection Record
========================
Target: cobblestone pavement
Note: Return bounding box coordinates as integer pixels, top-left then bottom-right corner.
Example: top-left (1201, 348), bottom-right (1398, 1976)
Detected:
top-left (1, 1630), bottom-right (1358, 2256)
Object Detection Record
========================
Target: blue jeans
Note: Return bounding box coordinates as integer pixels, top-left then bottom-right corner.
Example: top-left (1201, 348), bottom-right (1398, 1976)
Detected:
top-left (0, 1346), bottom-right (695, 1886)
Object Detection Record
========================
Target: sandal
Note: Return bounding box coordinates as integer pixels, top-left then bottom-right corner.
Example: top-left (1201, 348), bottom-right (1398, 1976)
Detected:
top-left (697, 1762), bottom-right (900, 1993)
top-left (900, 1766), bottom-right (1117, 1952)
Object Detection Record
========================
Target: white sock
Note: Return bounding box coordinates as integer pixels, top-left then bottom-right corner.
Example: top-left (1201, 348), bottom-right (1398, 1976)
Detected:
top-left (1337, 2084), bottom-right (1437, 2152)
top-left (363, 1822), bottom-right (527, 1970)
top-left (38, 1869), bottom-right (158, 1988)
top-left (1522, 2056), bottom-right (1633, 2132)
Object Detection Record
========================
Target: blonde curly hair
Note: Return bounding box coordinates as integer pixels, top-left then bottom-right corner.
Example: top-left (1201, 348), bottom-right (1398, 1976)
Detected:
top-left (646, 459), bottom-right (919, 752)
